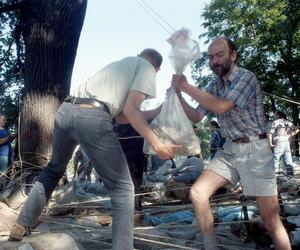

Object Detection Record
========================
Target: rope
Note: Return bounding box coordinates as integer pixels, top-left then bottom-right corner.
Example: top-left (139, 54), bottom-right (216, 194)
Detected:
top-left (262, 91), bottom-right (300, 106)
top-left (5, 178), bottom-right (297, 249)
top-left (46, 184), bottom-right (300, 210)
top-left (133, 235), bottom-right (198, 249)
top-left (134, 232), bottom-right (258, 250)
top-left (136, 0), bottom-right (176, 35)
top-left (34, 216), bottom-right (249, 250)
top-left (29, 212), bottom-right (274, 250)
top-left (13, 202), bottom-right (291, 250)
top-left (117, 135), bottom-right (142, 140)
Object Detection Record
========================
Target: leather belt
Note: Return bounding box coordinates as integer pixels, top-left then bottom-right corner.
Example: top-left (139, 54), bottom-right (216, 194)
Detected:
top-left (64, 96), bottom-right (110, 114)
top-left (232, 133), bottom-right (267, 144)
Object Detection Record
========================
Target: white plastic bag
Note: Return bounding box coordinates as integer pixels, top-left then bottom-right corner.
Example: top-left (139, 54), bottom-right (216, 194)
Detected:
top-left (143, 88), bottom-right (201, 156)
top-left (167, 27), bottom-right (201, 74)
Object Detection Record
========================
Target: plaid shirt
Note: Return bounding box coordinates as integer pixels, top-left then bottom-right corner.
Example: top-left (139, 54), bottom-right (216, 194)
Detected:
top-left (197, 66), bottom-right (266, 140)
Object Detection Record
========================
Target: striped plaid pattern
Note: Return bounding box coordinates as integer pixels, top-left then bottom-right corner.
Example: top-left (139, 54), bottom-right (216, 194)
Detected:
top-left (197, 66), bottom-right (266, 140)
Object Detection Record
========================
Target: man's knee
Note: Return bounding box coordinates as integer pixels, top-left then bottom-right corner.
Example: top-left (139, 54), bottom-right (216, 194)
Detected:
top-left (189, 185), bottom-right (210, 205)
top-left (262, 214), bottom-right (281, 233)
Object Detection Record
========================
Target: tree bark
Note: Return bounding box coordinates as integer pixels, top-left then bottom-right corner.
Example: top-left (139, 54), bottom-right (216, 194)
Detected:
top-left (19, 0), bottom-right (87, 166)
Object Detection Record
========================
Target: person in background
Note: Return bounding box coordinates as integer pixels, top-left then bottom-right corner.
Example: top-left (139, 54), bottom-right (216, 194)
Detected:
top-left (268, 110), bottom-right (299, 177)
top-left (0, 113), bottom-right (16, 176)
top-left (209, 119), bottom-right (225, 159)
top-left (9, 48), bottom-right (181, 250)
top-left (115, 120), bottom-right (147, 212)
top-left (172, 37), bottom-right (291, 250)
top-left (73, 147), bottom-right (93, 182)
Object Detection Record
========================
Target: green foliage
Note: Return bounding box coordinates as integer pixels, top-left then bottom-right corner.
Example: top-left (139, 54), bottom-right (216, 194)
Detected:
top-left (0, 0), bottom-right (24, 128)
top-left (192, 0), bottom-right (300, 122)
top-left (194, 120), bottom-right (211, 160)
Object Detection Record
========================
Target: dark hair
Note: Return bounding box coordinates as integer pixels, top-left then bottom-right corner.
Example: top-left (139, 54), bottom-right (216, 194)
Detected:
top-left (276, 111), bottom-right (286, 119)
top-left (223, 37), bottom-right (237, 53)
top-left (139, 48), bottom-right (163, 69)
top-left (210, 120), bottom-right (220, 129)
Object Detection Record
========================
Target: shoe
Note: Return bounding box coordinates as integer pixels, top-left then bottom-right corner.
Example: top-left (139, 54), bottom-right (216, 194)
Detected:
top-left (8, 223), bottom-right (30, 241)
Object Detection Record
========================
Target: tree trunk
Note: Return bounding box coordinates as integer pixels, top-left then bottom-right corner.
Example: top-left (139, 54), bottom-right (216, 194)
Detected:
top-left (19, 0), bottom-right (87, 167)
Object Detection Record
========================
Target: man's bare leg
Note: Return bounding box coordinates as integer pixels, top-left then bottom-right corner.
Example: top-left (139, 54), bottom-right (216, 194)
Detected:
top-left (190, 170), bottom-right (229, 249)
top-left (256, 196), bottom-right (291, 250)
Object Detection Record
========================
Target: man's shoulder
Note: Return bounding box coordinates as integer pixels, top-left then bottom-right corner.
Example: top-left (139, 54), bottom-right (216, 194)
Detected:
top-left (286, 120), bottom-right (294, 127)
top-left (120, 56), bottom-right (139, 62)
top-left (114, 56), bottom-right (139, 67)
top-left (226, 66), bottom-right (256, 85)
top-left (120, 56), bottom-right (149, 66)
top-left (272, 119), bottom-right (282, 127)
top-left (236, 67), bottom-right (256, 78)
top-left (272, 118), bottom-right (293, 130)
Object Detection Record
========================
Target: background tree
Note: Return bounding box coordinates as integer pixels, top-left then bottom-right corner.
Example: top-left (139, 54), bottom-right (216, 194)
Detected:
top-left (192, 0), bottom-right (300, 154)
top-left (194, 120), bottom-right (211, 160)
top-left (0, 0), bottom-right (87, 167)
top-left (0, 1), bottom-right (23, 129)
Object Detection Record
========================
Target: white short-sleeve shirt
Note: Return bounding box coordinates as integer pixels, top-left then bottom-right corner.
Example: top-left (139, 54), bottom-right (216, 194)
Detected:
top-left (269, 118), bottom-right (294, 142)
top-left (76, 57), bottom-right (156, 117)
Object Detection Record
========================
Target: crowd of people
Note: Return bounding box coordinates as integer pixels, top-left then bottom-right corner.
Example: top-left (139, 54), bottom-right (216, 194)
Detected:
top-left (4, 38), bottom-right (298, 250)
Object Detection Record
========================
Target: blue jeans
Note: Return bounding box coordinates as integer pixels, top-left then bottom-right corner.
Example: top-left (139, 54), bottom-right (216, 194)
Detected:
top-left (0, 155), bottom-right (9, 175)
top-left (273, 140), bottom-right (294, 176)
top-left (17, 102), bottom-right (134, 250)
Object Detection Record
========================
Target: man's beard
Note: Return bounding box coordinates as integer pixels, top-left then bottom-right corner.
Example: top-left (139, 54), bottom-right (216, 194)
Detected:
top-left (210, 58), bottom-right (232, 77)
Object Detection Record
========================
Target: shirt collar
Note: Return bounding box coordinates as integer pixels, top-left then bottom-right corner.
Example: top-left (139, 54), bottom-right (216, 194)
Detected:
top-left (227, 65), bottom-right (238, 84)
top-left (214, 65), bottom-right (238, 87)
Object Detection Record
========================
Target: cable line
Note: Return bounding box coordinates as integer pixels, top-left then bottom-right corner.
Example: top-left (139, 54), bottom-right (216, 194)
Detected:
top-left (136, 0), bottom-right (176, 35)
top-left (262, 91), bottom-right (300, 106)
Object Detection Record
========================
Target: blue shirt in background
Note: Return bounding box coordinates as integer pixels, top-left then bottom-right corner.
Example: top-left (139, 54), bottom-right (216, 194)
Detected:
top-left (0, 128), bottom-right (11, 156)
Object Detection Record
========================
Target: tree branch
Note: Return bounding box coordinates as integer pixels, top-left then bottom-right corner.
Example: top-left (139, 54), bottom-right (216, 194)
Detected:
top-left (0, 1), bottom-right (24, 14)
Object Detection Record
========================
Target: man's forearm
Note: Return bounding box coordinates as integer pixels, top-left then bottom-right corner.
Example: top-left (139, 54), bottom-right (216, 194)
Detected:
top-left (142, 104), bottom-right (162, 121)
top-left (268, 133), bottom-right (274, 146)
top-left (123, 105), bottom-right (161, 151)
top-left (181, 84), bottom-right (234, 114)
top-left (179, 98), bottom-right (203, 123)
top-left (0, 136), bottom-right (9, 145)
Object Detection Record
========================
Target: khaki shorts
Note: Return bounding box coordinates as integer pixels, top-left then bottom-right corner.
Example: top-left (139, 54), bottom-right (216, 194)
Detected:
top-left (207, 138), bottom-right (277, 197)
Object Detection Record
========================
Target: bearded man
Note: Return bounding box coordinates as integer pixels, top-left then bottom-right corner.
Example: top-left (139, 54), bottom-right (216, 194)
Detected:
top-left (171, 37), bottom-right (291, 250)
